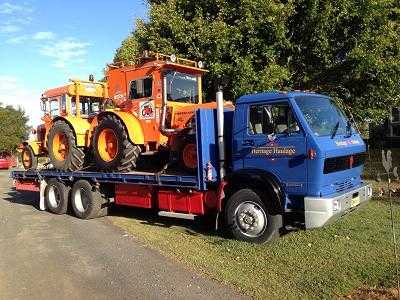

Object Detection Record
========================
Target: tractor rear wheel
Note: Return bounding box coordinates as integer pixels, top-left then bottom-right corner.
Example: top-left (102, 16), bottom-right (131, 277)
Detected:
top-left (47, 121), bottom-right (84, 171)
top-left (21, 144), bottom-right (38, 170)
top-left (93, 115), bottom-right (141, 172)
top-left (179, 135), bottom-right (197, 173)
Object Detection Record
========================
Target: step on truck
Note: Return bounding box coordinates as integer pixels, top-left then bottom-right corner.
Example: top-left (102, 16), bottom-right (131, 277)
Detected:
top-left (11, 91), bottom-right (372, 243)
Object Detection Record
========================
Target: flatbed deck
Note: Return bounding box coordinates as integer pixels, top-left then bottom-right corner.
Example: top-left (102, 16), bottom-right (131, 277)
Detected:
top-left (11, 109), bottom-right (227, 191)
top-left (11, 169), bottom-right (199, 189)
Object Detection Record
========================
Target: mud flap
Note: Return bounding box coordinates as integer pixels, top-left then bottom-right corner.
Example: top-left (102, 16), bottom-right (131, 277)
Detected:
top-left (39, 180), bottom-right (47, 211)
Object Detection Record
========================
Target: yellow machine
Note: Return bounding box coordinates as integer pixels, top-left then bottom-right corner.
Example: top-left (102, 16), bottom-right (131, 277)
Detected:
top-left (20, 77), bottom-right (108, 170)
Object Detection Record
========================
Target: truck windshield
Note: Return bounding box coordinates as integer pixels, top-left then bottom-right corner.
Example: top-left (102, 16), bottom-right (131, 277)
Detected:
top-left (71, 96), bottom-right (102, 116)
top-left (166, 71), bottom-right (198, 103)
top-left (49, 99), bottom-right (60, 117)
top-left (295, 96), bottom-right (349, 137)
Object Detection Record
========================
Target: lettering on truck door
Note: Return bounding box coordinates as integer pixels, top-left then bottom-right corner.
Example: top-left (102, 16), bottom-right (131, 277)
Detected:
top-left (239, 100), bottom-right (307, 195)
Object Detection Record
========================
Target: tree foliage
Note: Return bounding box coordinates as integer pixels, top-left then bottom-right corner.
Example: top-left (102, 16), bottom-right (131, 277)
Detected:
top-left (0, 103), bottom-right (29, 153)
top-left (115, 0), bottom-right (400, 123)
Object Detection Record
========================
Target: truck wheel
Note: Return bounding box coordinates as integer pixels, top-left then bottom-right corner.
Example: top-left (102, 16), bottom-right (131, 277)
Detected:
top-left (47, 121), bottom-right (84, 171)
top-left (224, 189), bottom-right (282, 243)
top-left (44, 179), bottom-right (69, 214)
top-left (93, 115), bottom-right (141, 172)
top-left (71, 180), bottom-right (108, 219)
top-left (21, 145), bottom-right (38, 170)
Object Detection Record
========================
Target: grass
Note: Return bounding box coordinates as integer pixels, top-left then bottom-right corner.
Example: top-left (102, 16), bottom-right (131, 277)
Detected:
top-left (110, 199), bottom-right (399, 299)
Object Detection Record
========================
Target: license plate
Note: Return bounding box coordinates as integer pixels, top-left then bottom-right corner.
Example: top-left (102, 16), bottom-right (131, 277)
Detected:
top-left (351, 196), bottom-right (360, 207)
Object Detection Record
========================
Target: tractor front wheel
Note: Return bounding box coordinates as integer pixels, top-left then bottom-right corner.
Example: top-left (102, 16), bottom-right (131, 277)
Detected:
top-left (93, 115), bottom-right (141, 172)
top-left (21, 144), bottom-right (38, 170)
top-left (47, 121), bottom-right (84, 171)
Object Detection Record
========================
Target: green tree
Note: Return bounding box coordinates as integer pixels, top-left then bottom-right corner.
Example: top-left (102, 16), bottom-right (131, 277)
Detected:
top-left (0, 103), bottom-right (30, 153)
top-left (115, 0), bottom-right (400, 123)
top-left (288, 0), bottom-right (400, 123)
top-left (115, 0), bottom-right (293, 100)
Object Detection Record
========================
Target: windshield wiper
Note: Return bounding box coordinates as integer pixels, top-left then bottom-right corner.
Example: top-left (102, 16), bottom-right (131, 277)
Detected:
top-left (331, 121), bottom-right (340, 139)
top-left (346, 120), bottom-right (352, 137)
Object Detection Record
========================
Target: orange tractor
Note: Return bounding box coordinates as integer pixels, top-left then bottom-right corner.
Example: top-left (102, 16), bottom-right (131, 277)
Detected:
top-left (91, 52), bottom-right (232, 172)
top-left (20, 78), bottom-right (108, 170)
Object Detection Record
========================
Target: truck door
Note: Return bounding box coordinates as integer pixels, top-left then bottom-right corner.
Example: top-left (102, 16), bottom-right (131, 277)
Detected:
top-left (238, 100), bottom-right (307, 195)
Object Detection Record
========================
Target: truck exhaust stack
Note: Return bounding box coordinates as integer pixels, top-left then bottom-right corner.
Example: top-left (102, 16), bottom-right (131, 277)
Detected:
top-left (216, 89), bottom-right (225, 179)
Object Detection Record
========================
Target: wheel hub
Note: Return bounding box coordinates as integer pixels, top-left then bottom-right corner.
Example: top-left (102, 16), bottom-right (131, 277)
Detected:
top-left (98, 128), bottom-right (118, 162)
top-left (22, 150), bottom-right (31, 168)
top-left (52, 132), bottom-right (69, 161)
top-left (182, 143), bottom-right (197, 170)
top-left (235, 202), bottom-right (267, 237)
top-left (241, 211), bottom-right (256, 226)
top-left (74, 188), bottom-right (89, 213)
top-left (48, 186), bottom-right (60, 208)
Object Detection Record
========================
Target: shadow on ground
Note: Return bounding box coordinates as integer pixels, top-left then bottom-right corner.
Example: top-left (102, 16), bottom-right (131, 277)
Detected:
top-left (5, 188), bottom-right (301, 242)
top-left (108, 205), bottom-right (222, 239)
top-left (4, 190), bottom-right (40, 210)
top-left (4, 188), bottom-right (223, 239)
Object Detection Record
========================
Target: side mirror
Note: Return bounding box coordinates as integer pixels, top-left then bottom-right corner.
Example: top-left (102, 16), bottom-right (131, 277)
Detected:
top-left (40, 99), bottom-right (47, 112)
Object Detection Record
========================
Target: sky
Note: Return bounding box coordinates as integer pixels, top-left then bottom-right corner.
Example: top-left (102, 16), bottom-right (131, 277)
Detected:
top-left (0, 0), bottom-right (148, 126)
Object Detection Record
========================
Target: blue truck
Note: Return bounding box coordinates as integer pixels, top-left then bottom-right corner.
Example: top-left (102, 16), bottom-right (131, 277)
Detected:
top-left (12, 91), bottom-right (372, 243)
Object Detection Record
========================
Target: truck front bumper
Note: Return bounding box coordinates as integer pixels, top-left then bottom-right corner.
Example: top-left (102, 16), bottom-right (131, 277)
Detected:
top-left (304, 183), bottom-right (372, 229)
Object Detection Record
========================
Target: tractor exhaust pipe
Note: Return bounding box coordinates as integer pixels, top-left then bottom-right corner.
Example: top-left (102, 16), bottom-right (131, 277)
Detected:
top-left (216, 89), bottom-right (225, 179)
top-left (160, 75), bottom-right (183, 136)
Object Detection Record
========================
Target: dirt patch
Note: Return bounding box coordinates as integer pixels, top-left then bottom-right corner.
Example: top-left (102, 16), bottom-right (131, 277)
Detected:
top-left (342, 287), bottom-right (399, 300)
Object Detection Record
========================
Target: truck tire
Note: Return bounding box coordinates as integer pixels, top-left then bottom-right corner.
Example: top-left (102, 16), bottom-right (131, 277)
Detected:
top-left (93, 115), bottom-right (141, 172)
top-left (21, 145), bottom-right (38, 170)
top-left (44, 179), bottom-right (69, 214)
top-left (71, 180), bottom-right (108, 219)
top-left (47, 121), bottom-right (84, 171)
top-left (224, 189), bottom-right (282, 243)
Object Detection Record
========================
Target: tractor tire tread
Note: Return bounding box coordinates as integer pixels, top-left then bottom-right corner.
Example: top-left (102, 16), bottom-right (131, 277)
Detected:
top-left (93, 114), bottom-right (141, 172)
top-left (47, 120), bottom-right (84, 171)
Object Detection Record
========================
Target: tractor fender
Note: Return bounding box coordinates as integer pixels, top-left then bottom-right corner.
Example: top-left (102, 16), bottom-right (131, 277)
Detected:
top-left (53, 116), bottom-right (91, 147)
top-left (223, 169), bottom-right (284, 214)
top-left (96, 111), bottom-right (145, 145)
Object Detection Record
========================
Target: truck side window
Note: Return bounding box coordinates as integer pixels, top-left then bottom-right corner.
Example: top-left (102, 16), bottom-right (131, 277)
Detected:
top-left (249, 103), bottom-right (300, 135)
top-left (129, 78), bottom-right (152, 99)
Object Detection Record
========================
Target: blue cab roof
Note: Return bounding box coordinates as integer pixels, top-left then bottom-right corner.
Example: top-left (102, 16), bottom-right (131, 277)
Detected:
top-left (235, 91), bottom-right (329, 104)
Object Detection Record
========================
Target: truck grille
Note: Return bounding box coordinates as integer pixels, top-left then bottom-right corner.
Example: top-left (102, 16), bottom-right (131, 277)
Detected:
top-left (334, 179), bottom-right (354, 192)
top-left (324, 152), bottom-right (366, 174)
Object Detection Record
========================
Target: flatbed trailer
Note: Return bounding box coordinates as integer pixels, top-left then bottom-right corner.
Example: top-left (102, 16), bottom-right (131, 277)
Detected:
top-left (11, 91), bottom-right (372, 243)
top-left (11, 107), bottom-right (229, 225)
top-left (11, 168), bottom-right (211, 215)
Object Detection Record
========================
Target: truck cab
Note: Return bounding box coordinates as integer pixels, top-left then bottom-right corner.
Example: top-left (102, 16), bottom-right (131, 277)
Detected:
top-left (231, 91), bottom-right (372, 229)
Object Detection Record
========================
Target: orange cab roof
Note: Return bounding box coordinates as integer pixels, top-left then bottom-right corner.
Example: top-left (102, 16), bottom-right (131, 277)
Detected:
top-left (107, 59), bottom-right (208, 75)
top-left (42, 85), bottom-right (70, 98)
